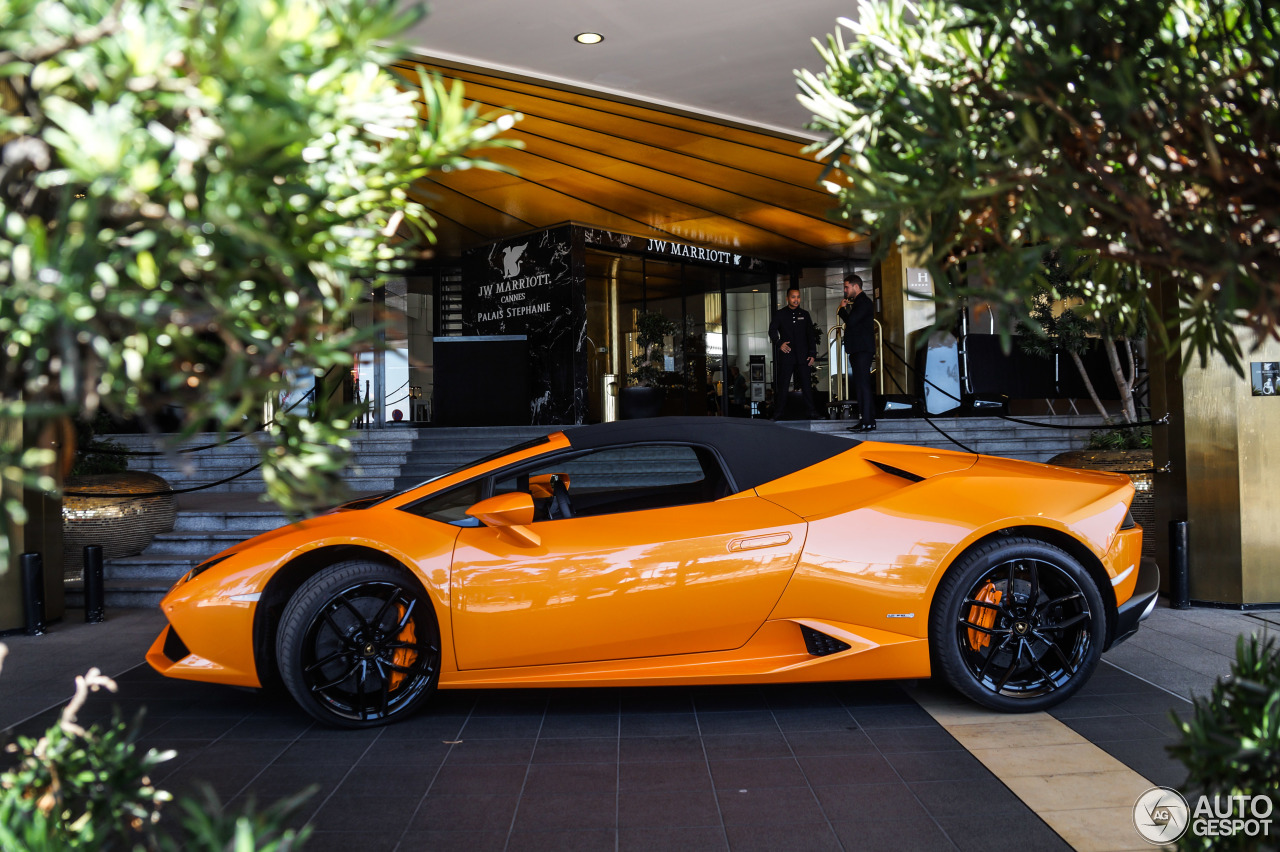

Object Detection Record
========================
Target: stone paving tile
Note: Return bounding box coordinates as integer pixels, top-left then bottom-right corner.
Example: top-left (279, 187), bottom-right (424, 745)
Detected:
top-left (617, 759), bottom-right (712, 793)
top-left (813, 782), bottom-right (931, 822)
top-left (409, 793), bottom-right (518, 832)
top-left (708, 756), bottom-right (809, 789)
top-left (938, 811), bottom-right (1072, 852)
top-left (724, 822), bottom-right (844, 851)
top-left (506, 828), bottom-right (617, 852)
top-left (617, 790), bottom-right (721, 828)
top-left (620, 711), bottom-right (699, 737)
top-left (522, 762), bottom-right (617, 795)
top-left (618, 825), bottom-right (729, 851)
top-left (6, 602), bottom-right (1256, 852)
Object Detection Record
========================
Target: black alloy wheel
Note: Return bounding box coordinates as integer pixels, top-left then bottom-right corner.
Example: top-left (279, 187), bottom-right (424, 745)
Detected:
top-left (277, 561), bottom-right (441, 728)
top-left (930, 537), bottom-right (1106, 712)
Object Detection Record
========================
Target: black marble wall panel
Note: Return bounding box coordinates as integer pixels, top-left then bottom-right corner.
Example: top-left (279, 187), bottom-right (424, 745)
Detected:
top-left (462, 226), bottom-right (587, 425)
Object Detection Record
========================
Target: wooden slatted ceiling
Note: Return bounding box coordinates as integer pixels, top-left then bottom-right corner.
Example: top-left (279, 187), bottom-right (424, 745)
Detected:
top-left (394, 59), bottom-right (866, 263)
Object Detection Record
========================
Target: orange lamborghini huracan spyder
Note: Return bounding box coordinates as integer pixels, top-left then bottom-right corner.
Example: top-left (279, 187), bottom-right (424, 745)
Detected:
top-left (148, 418), bottom-right (1158, 728)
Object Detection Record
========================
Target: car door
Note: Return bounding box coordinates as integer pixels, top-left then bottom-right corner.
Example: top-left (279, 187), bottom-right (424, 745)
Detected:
top-left (450, 443), bottom-right (807, 670)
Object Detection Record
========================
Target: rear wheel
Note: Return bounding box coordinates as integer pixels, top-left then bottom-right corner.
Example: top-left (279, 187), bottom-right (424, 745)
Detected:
top-left (277, 561), bottom-right (441, 728)
top-left (930, 537), bottom-right (1106, 712)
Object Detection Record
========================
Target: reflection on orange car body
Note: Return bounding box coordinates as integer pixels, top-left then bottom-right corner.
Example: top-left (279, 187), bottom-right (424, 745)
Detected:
top-left (451, 491), bottom-right (806, 669)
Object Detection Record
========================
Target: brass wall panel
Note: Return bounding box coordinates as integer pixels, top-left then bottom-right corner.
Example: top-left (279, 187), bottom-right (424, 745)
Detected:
top-left (1182, 353), bottom-right (1245, 603)
top-left (1236, 335), bottom-right (1280, 603)
top-left (1179, 333), bottom-right (1280, 605)
top-left (873, 245), bottom-right (912, 395)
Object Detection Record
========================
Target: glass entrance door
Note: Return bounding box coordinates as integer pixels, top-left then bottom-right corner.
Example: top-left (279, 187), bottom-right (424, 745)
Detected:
top-left (723, 273), bottom-right (775, 417)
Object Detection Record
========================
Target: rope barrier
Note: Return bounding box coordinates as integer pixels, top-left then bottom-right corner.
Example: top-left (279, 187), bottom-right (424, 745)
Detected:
top-left (79, 367), bottom-right (338, 457)
top-left (869, 353), bottom-right (978, 454)
top-left (63, 462), bottom-right (264, 497)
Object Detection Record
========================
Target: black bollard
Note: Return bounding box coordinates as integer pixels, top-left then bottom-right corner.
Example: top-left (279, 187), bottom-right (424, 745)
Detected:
top-left (20, 552), bottom-right (45, 636)
top-left (84, 545), bottom-right (106, 624)
top-left (1169, 520), bottom-right (1190, 610)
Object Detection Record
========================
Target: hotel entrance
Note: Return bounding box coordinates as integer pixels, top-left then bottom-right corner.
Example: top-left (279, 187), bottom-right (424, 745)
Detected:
top-left (355, 232), bottom-right (869, 428)
top-left (584, 244), bottom-right (776, 422)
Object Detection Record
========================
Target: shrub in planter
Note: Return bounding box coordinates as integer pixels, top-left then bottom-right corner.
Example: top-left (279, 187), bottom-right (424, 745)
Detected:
top-left (0, 659), bottom-right (314, 851)
top-left (1167, 633), bottom-right (1280, 851)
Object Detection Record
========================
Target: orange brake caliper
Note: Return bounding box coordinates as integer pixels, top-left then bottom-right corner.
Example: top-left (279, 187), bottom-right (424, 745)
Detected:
top-left (967, 581), bottom-right (1003, 651)
top-left (389, 604), bottom-right (418, 690)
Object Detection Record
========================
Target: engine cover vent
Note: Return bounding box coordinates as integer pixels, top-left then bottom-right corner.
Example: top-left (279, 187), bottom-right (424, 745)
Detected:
top-left (799, 624), bottom-right (852, 657)
top-left (869, 460), bottom-right (925, 483)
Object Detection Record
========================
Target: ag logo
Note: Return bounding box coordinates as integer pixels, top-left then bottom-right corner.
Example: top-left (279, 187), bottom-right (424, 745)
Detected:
top-left (1134, 786), bottom-right (1190, 844)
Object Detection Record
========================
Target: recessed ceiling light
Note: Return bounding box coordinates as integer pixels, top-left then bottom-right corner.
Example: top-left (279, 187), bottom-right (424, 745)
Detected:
top-left (574, 32), bottom-right (604, 44)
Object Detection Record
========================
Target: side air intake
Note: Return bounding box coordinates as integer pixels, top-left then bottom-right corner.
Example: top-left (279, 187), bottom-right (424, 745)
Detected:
top-left (163, 625), bottom-right (191, 663)
top-left (799, 624), bottom-right (852, 657)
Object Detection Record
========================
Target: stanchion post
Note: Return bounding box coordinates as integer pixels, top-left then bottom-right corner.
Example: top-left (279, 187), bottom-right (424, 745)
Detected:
top-left (84, 545), bottom-right (106, 624)
top-left (1169, 520), bottom-right (1190, 609)
top-left (20, 552), bottom-right (46, 636)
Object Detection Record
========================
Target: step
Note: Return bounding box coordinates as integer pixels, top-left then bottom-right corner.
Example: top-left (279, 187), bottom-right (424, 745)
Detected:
top-left (172, 512), bottom-right (289, 532)
top-left (66, 580), bottom-right (171, 610)
top-left (142, 531), bottom-right (270, 557)
top-left (105, 554), bottom-right (203, 580)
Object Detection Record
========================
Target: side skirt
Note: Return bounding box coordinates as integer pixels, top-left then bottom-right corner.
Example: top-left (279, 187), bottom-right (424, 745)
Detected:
top-left (437, 619), bottom-right (930, 689)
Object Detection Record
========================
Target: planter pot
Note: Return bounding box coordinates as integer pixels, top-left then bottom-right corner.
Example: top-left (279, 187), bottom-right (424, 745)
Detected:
top-left (1047, 449), bottom-right (1154, 558)
top-left (619, 386), bottom-right (665, 420)
top-left (62, 472), bottom-right (177, 582)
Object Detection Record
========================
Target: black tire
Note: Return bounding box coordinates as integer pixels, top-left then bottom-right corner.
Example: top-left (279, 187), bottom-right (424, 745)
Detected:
top-left (276, 560), bottom-right (441, 728)
top-left (930, 537), bottom-right (1106, 712)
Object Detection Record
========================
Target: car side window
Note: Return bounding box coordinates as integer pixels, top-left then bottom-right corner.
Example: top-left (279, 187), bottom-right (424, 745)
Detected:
top-left (491, 444), bottom-right (730, 520)
top-left (401, 479), bottom-right (484, 526)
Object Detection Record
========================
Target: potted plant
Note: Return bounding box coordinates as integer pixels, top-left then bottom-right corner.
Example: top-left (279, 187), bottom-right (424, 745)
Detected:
top-left (620, 311), bottom-right (678, 420)
top-left (1048, 427), bottom-right (1154, 557)
top-left (62, 416), bottom-right (176, 582)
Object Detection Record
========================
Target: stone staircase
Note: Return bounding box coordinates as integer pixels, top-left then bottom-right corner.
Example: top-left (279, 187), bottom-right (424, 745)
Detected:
top-left (107, 429), bottom-right (422, 493)
top-left (391, 426), bottom-right (564, 491)
top-left (80, 416), bottom-right (1092, 609)
top-left (68, 500), bottom-right (288, 609)
top-left (805, 414), bottom-right (1095, 463)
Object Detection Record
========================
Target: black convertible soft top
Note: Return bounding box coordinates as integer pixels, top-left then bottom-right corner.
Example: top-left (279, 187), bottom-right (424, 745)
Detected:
top-left (564, 417), bottom-right (857, 492)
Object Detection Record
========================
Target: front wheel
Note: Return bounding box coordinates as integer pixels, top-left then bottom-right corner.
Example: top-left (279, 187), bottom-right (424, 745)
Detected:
top-left (930, 537), bottom-right (1106, 712)
top-left (277, 561), bottom-right (441, 728)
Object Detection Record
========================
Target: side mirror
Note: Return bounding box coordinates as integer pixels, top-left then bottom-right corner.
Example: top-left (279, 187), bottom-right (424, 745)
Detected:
top-left (465, 492), bottom-right (541, 547)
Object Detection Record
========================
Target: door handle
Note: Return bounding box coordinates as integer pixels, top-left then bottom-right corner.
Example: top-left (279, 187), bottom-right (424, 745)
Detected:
top-left (727, 532), bottom-right (793, 553)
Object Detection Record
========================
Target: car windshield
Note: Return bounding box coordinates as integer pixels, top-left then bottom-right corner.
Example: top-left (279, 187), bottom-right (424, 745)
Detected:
top-left (365, 435), bottom-right (553, 507)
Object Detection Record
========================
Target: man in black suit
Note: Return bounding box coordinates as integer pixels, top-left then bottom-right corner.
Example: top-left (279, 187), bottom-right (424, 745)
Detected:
top-left (838, 273), bottom-right (877, 431)
top-left (768, 287), bottom-right (818, 420)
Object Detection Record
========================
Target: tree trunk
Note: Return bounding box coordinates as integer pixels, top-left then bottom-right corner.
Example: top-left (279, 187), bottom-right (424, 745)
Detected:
top-left (1102, 333), bottom-right (1137, 423)
top-left (1069, 350), bottom-right (1110, 422)
top-left (1122, 339), bottom-right (1139, 419)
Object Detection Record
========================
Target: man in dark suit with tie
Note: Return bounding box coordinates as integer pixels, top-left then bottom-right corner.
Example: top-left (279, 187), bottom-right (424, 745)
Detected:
top-left (768, 287), bottom-right (819, 420)
top-left (838, 273), bottom-right (877, 431)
